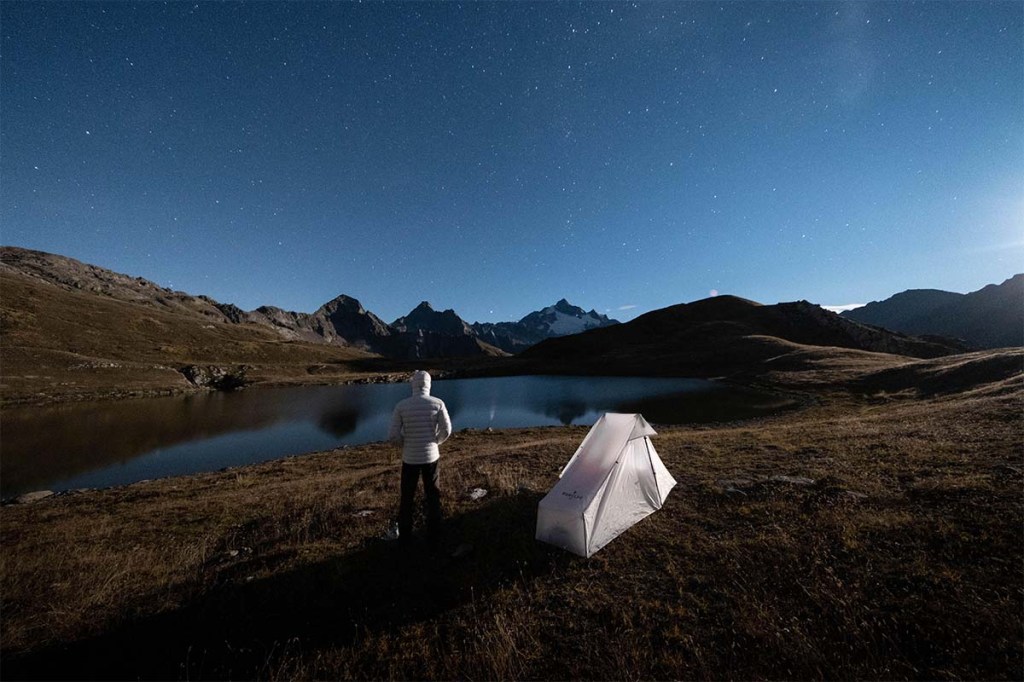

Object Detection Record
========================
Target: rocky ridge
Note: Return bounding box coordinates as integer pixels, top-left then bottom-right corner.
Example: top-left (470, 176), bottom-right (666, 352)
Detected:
top-left (0, 247), bottom-right (606, 359)
top-left (841, 275), bottom-right (1024, 349)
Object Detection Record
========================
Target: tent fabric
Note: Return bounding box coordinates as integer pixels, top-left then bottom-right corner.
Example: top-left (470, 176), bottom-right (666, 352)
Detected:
top-left (535, 413), bottom-right (677, 557)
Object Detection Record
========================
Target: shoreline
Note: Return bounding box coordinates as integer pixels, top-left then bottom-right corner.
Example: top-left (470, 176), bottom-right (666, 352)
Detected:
top-left (1, 372), bottom-right (812, 503)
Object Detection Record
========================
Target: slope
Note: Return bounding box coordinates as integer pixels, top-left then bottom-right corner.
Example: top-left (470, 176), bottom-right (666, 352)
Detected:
top-left (520, 295), bottom-right (965, 378)
top-left (842, 274), bottom-right (1023, 349)
top-left (0, 269), bottom-right (377, 403)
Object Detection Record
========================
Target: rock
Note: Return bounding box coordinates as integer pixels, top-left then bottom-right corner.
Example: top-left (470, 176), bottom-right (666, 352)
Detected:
top-left (715, 478), bottom-right (754, 492)
top-left (841, 490), bottom-right (868, 500)
top-left (14, 490), bottom-right (54, 504)
top-left (465, 488), bottom-right (488, 501)
top-left (179, 364), bottom-right (249, 391)
top-left (768, 475), bottom-right (815, 486)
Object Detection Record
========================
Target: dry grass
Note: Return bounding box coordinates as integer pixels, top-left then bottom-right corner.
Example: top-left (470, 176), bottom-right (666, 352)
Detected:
top-left (2, 365), bottom-right (1021, 680)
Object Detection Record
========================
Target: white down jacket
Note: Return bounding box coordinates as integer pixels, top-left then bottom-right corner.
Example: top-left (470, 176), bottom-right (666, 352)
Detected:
top-left (388, 370), bottom-right (452, 465)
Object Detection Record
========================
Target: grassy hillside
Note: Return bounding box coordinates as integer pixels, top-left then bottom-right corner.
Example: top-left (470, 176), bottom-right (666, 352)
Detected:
top-left (520, 296), bottom-right (965, 381)
top-left (2, 352), bottom-right (1020, 680)
top-left (0, 270), bottom-right (398, 403)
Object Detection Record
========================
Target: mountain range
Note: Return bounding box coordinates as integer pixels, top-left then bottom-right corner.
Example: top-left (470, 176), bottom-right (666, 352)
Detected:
top-left (0, 246), bottom-right (618, 360)
top-left (2, 245), bottom-right (1019, 403)
top-left (840, 275), bottom-right (1023, 349)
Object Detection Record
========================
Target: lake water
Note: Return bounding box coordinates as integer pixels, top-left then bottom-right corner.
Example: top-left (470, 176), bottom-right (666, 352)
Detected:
top-left (1, 375), bottom-right (797, 497)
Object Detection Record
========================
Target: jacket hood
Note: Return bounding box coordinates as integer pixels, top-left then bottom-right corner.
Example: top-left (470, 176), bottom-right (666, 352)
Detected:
top-left (410, 370), bottom-right (431, 395)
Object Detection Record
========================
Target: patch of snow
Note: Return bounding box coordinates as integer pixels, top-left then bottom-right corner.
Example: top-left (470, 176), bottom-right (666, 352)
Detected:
top-left (823, 303), bottom-right (866, 313)
top-left (546, 310), bottom-right (602, 336)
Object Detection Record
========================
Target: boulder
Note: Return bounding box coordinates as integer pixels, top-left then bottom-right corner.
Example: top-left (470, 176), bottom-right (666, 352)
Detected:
top-left (180, 365), bottom-right (249, 391)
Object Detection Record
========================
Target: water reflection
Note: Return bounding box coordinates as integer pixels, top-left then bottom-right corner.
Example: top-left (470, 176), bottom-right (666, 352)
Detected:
top-left (1, 376), bottom-right (797, 496)
top-left (316, 408), bottom-right (362, 438)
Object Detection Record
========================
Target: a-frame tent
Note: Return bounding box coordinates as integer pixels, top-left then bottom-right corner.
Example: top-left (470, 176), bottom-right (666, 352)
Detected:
top-left (535, 412), bottom-right (676, 557)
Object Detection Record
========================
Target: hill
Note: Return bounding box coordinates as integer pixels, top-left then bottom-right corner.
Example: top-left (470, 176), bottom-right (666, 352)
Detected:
top-left (841, 274), bottom-right (1023, 349)
top-left (520, 294), bottom-right (965, 378)
top-left (0, 264), bottom-right (383, 403)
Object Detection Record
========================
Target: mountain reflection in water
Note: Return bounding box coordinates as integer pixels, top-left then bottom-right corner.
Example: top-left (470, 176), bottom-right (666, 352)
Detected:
top-left (2, 375), bottom-right (798, 497)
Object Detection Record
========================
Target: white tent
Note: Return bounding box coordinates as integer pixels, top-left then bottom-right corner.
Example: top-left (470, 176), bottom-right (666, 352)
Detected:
top-left (535, 412), bottom-right (677, 557)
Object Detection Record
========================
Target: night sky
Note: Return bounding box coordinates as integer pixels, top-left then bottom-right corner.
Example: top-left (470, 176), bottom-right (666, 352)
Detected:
top-left (2, 1), bottom-right (1020, 323)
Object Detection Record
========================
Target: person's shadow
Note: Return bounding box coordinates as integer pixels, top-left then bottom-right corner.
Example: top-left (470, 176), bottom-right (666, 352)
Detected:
top-left (4, 491), bottom-right (572, 680)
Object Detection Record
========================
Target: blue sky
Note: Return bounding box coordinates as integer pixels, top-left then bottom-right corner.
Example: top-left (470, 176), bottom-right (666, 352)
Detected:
top-left (2, 1), bottom-right (1020, 323)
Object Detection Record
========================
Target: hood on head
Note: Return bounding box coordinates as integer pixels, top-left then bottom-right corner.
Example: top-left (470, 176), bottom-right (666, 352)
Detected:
top-left (411, 370), bottom-right (431, 394)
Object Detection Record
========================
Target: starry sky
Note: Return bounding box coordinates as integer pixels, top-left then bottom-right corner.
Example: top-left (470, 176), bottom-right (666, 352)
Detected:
top-left (2, 1), bottom-right (1021, 323)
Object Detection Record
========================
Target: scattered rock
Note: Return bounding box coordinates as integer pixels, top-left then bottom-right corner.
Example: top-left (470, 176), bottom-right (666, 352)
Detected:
top-left (13, 490), bottom-right (54, 504)
top-left (69, 361), bottom-right (123, 370)
top-left (768, 475), bottom-right (816, 486)
top-left (464, 488), bottom-right (488, 501)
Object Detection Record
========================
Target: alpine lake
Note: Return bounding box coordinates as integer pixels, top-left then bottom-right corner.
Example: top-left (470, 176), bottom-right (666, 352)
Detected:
top-left (2, 375), bottom-right (799, 498)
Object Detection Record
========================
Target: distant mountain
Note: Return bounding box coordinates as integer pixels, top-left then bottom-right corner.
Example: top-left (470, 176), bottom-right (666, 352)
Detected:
top-left (521, 299), bottom-right (616, 336)
top-left (388, 302), bottom-right (502, 359)
top-left (842, 275), bottom-right (1023, 349)
top-left (392, 302), bottom-right (475, 336)
top-left (841, 290), bottom-right (962, 331)
top-left (520, 294), bottom-right (965, 377)
top-left (472, 299), bottom-right (619, 353)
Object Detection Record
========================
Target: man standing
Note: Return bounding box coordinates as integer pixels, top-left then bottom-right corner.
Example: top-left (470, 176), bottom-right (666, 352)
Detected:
top-left (388, 370), bottom-right (452, 547)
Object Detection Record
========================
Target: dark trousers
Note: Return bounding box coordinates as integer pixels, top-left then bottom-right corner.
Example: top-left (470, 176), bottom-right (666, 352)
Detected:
top-left (398, 461), bottom-right (442, 544)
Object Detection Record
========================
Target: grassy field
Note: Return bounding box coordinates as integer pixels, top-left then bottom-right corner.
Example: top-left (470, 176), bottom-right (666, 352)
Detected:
top-left (1, 352), bottom-right (1021, 680)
